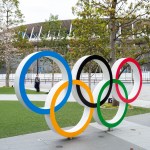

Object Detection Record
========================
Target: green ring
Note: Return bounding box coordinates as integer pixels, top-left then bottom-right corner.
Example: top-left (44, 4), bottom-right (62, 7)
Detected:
top-left (97, 79), bottom-right (128, 128)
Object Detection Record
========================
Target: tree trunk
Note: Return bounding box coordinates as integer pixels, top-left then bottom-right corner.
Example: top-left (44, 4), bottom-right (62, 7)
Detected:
top-left (88, 64), bottom-right (91, 89)
top-left (110, 26), bottom-right (119, 106)
top-left (5, 10), bottom-right (10, 87)
top-left (5, 57), bottom-right (10, 87)
top-left (52, 60), bottom-right (54, 87)
top-left (109, 0), bottom-right (119, 106)
top-left (109, 1), bottom-right (117, 66)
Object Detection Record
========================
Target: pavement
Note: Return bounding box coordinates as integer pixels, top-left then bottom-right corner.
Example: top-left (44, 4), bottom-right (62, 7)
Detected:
top-left (1, 82), bottom-right (150, 107)
top-left (0, 86), bottom-right (76, 101)
top-left (0, 94), bottom-right (48, 101)
top-left (0, 81), bottom-right (150, 149)
top-left (1, 114), bottom-right (150, 150)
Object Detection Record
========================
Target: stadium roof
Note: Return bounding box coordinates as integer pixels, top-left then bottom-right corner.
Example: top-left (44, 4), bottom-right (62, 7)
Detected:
top-left (24, 19), bottom-right (72, 35)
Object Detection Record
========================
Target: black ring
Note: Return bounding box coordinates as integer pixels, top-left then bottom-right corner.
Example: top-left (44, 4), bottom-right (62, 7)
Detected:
top-left (76, 55), bottom-right (113, 108)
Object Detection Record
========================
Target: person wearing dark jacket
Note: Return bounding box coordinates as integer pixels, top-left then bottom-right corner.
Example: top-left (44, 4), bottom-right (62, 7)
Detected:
top-left (34, 74), bottom-right (40, 92)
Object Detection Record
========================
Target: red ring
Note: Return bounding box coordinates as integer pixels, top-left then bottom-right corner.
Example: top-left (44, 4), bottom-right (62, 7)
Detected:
top-left (115, 58), bottom-right (142, 103)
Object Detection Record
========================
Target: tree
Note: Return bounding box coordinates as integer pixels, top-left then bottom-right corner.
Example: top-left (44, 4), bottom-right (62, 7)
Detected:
top-left (70, 0), bottom-right (150, 105)
top-left (40, 14), bottom-right (69, 87)
top-left (13, 25), bottom-right (34, 55)
top-left (41, 14), bottom-right (68, 54)
top-left (69, 1), bottom-right (111, 88)
top-left (0, 0), bottom-right (24, 87)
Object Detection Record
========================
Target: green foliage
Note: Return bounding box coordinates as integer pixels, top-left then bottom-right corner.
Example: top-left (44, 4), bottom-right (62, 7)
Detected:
top-left (13, 25), bottom-right (34, 54)
top-left (70, 0), bottom-right (150, 65)
top-left (0, 0), bottom-right (24, 87)
top-left (0, 0), bottom-right (24, 29)
top-left (40, 14), bottom-right (69, 56)
top-left (69, 2), bottom-right (110, 62)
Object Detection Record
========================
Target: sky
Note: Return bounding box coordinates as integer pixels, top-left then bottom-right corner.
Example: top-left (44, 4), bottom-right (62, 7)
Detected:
top-left (19, 0), bottom-right (78, 24)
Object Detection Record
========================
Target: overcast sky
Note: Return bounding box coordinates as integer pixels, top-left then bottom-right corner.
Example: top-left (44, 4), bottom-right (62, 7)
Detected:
top-left (19, 0), bottom-right (77, 24)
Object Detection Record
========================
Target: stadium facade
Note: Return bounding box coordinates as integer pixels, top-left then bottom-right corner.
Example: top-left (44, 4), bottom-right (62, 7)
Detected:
top-left (0, 19), bottom-right (150, 74)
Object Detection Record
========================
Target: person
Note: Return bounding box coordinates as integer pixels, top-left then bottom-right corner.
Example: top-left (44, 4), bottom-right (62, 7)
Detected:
top-left (34, 74), bottom-right (40, 92)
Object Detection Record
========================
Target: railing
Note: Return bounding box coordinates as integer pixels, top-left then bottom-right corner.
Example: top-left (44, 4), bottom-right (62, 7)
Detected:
top-left (0, 72), bottom-right (150, 84)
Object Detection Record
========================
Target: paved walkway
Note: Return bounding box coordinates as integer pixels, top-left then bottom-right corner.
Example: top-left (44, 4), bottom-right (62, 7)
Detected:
top-left (0, 94), bottom-right (48, 101)
top-left (132, 100), bottom-right (150, 108)
top-left (0, 89), bottom-right (149, 108)
top-left (0, 82), bottom-right (150, 107)
top-left (0, 93), bottom-right (149, 108)
top-left (1, 114), bottom-right (150, 150)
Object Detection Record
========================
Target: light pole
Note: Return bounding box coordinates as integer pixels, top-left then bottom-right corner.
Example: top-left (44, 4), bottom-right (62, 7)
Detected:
top-left (36, 45), bottom-right (39, 75)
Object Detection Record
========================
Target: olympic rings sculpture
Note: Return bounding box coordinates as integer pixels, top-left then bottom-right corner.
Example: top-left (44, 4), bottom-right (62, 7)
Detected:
top-left (14, 50), bottom-right (142, 138)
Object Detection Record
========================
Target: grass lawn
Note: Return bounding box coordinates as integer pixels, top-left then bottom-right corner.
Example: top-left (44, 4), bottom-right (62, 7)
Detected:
top-left (0, 101), bottom-right (150, 139)
top-left (0, 87), bottom-right (46, 94)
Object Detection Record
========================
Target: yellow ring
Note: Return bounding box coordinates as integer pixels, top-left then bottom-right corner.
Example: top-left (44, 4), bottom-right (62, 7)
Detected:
top-left (50, 80), bottom-right (94, 138)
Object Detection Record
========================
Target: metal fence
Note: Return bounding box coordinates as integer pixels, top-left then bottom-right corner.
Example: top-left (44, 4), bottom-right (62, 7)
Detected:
top-left (0, 72), bottom-right (150, 84)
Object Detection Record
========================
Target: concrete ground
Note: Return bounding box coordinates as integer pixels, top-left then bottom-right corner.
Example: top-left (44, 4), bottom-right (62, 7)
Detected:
top-left (1, 82), bottom-right (150, 107)
top-left (1, 114), bottom-right (150, 150)
top-left (0, 81), bottom-right (150, 149)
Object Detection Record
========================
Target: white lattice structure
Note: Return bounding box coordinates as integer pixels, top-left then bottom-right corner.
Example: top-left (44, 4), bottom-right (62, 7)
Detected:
top-left (22, 20), bottom-right (72, 42)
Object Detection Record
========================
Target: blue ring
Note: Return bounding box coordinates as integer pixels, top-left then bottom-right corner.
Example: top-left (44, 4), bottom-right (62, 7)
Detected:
top-left (19, 50), bottom-right (72, 114)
